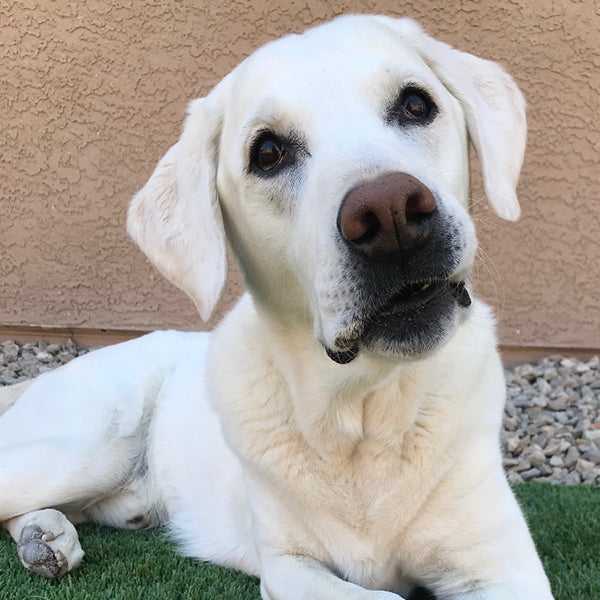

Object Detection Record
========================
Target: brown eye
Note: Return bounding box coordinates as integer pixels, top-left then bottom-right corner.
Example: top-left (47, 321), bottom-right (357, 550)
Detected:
top-left (401, 92), bottom-right (430, 119)
top-left (387, 87), bottom-right (436, 127)
top-left (252, 135), bottom-right (285, 171)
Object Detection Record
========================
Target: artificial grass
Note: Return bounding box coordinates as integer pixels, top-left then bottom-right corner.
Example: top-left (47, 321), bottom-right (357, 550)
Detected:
top-left (0, 483), bottom-right (598, 600)
top-left (513, 483), bottom-right (600, 600)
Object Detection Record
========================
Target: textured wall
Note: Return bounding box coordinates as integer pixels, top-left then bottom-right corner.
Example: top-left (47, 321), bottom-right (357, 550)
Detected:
top-left (1, 0), bottom-right (599, 349)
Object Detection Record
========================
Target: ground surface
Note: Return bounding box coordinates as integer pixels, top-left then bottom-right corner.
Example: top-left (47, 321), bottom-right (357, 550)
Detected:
top-left (0, 484), bottom-right (598, 600)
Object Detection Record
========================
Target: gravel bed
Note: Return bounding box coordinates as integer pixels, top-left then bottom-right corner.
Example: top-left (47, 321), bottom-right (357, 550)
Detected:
top-left (503, 355), bottom-right (600, 485)
top-left (0, 339), bottom-right (90, 384)
top-left (1, 339), bottom-right (599, 486)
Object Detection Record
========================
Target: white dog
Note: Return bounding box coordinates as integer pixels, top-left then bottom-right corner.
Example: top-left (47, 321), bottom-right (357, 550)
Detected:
top-left (0, 15), bottom-right (553, 600)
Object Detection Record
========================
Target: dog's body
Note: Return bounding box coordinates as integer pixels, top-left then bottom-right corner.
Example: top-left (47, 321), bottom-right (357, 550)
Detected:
top-left (0, 15), bottom-right (553, 599)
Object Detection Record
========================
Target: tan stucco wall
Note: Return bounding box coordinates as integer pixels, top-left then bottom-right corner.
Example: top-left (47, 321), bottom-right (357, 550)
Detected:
top-left (1, 1), bottom-right (599, 350)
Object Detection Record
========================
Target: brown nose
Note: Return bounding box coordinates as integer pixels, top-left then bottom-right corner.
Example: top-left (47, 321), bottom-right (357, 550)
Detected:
top-left (338, 173), bottom-right (437, 261)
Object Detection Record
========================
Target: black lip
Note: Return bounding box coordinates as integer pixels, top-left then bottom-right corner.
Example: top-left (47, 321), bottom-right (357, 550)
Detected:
top-left (451, 281), bottom-right (472, 308)
top-left (379, 279), bottom-right (451, 315)
top-left (323, 281), bottom-right (471, 364)
top-left (325, 346), bottom-right (359, 364)
top-left (360, 279), bottom-right (470, 357)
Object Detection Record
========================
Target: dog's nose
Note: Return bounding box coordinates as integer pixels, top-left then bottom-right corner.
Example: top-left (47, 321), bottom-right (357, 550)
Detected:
top-left (338, 173), bottom-right (437, 261)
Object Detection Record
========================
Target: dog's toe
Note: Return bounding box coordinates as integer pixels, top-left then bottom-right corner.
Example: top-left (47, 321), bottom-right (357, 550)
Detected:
top-left (41, 531), bottom-right (56, 542)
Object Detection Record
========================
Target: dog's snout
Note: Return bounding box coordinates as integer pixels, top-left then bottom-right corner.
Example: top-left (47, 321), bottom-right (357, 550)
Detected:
top-left (338, 173), bottom-right (437, 260)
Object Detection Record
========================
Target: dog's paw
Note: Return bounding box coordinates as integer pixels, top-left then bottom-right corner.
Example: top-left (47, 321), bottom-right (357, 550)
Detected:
top-left (16, 509), bottom-right (84, 578)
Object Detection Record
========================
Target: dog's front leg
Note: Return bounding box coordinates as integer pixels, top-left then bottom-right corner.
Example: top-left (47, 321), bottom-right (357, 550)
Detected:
top-left (260, 554), bottom-right (404, 600)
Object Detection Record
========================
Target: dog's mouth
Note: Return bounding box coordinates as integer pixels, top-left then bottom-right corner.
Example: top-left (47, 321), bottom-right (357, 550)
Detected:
top-left (380, 278), bottom-right (471, 315)
top-left (325, 279), bottom-right (471, 365)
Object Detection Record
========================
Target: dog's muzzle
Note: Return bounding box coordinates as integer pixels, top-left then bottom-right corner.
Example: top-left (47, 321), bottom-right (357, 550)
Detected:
top-left (325, 172), bottom-right (471, 364)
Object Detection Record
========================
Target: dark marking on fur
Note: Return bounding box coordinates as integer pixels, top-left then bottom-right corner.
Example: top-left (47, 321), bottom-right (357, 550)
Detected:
top-left (409, 586), bottom-right (437, 600)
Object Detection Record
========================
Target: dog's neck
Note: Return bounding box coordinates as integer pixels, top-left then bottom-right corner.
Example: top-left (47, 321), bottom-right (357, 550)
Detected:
top-left (211, 294), bottom-right (495, 462)
top-left (251, 300), bottom-right (426, 458)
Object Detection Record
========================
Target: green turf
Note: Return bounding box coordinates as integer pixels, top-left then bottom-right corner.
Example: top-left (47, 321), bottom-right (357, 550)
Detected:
top-left (512, 483), bottom-right (600, 600)
top-left (0, 483), bottom-right (598, 599)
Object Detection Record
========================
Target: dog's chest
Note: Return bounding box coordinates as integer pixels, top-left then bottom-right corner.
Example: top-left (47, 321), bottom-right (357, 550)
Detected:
top-left (268, 430), bottom-right (437, 519)
top-left (242, 392), bottom-right (455, 559)
top-left (245, 419), bottom-right (452, 588)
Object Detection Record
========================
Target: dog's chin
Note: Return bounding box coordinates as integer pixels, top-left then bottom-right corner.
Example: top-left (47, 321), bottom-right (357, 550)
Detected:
top-left (324, 281), bottom-right (472, 365)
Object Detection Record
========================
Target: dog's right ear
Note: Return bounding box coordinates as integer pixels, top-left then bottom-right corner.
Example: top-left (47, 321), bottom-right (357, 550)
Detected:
top-left (128, 98), bottom-right (226, 322)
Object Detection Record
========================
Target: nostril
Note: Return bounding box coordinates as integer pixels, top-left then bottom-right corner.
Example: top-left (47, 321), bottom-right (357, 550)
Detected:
top-left (341, 209), bottom-right (381, 245)
top-left (405, 191), bottom-right (436, 224)
top-left (353, 211), bottom-right (380, 245)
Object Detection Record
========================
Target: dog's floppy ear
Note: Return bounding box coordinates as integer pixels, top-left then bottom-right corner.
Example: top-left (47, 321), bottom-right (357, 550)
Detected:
top-left (376, 17), bottom-right (527, 221)
top-left (128, 97), bottom-right (226, 321)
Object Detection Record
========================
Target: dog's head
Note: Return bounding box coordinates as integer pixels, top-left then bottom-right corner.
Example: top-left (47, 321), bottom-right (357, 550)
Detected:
top-left (128, 15), bottom-right (526, 364)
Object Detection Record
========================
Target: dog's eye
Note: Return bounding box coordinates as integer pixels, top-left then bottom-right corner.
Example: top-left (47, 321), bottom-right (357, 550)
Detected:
top-left (388, 87), bottom-right (436, 125)
top-left (251, 134), bottom-right (286, 172)
top-left (401, 92), bottom-right (430, 119)
top-left (400, 90), bottom-right (432, 120)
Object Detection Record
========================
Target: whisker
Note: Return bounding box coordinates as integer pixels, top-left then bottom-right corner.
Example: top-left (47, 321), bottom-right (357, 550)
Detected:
top-left (473, 244), bottom-right (506, 310)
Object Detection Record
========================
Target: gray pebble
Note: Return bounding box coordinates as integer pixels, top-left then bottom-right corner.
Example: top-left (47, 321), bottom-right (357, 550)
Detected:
top-left (564, 445), bottom-right (580, 468)
top-left (520, 468), bottom-right (542, 481)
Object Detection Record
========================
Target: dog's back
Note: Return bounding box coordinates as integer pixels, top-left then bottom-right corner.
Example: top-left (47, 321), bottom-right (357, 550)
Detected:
top-left (0, 379), bottom-right (32, 416)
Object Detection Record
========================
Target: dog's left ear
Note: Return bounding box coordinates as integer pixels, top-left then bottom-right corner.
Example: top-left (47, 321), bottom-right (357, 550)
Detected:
top-left (376, 17), bottom-right (527, 221)
top-left (128, 97), bottom-right (226, 321)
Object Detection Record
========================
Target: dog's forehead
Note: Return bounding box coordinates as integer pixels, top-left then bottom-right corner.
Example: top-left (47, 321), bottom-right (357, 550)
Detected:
top-left (259, 15), bottom-right (418, 66)
top-left (228, 16), bottom-right (432, 111)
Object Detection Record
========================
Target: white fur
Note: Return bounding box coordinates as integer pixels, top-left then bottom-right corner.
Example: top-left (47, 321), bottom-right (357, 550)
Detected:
top-left (0, 15), bottom-right (551, 599)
